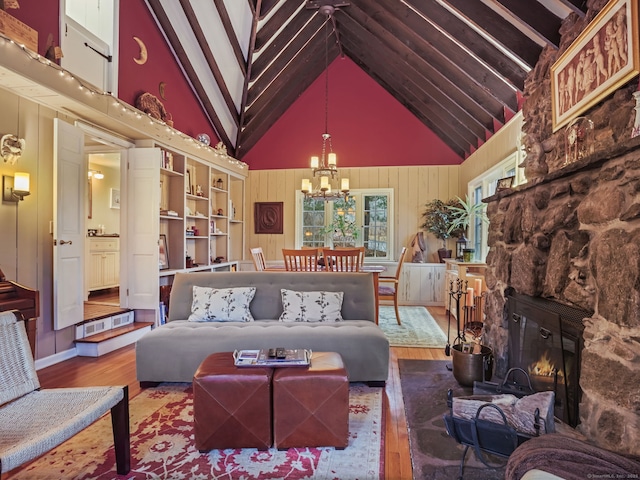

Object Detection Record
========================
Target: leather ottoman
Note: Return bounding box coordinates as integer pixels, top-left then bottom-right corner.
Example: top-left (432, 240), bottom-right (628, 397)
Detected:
top-left (272, 351), bottom-right (349, 449)
top-left (193, 352), bottom-right (273, 451)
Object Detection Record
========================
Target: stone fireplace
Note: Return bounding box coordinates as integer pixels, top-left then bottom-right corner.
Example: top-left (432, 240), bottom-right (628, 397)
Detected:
top-left (482, 0), bottom-right (640, 457)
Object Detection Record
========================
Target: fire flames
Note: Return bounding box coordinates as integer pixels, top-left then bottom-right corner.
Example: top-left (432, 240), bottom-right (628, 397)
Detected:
top-left (528, 350), bottom-right (564, 378)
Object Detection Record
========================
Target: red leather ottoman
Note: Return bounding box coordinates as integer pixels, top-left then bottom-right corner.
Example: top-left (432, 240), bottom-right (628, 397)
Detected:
top-left (272, 351), bottom-right (349, 449)
top-left (193, 352), bottom-right (273, 451)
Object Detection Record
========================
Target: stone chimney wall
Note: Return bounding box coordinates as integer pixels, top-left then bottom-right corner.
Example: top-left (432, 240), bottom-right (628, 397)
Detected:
top-left (483, 0), bottom-right (640, 456)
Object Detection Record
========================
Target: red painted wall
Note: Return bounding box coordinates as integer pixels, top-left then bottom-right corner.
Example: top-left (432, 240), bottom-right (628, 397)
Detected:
top-left (118, 0), bottom-right (219, 144)
top-left (12, 3), bottom-right (461, 168)
top-left (11, 0), bottom-right (219, 146)
top-left (242, 56), bottom-right (462, 169)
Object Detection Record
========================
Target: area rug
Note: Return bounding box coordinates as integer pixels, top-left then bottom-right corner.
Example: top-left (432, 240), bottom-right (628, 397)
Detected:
top-left (378, 306), bottom-right (447, 348)
top-left (11, 383), bottom-right (384, 480)
top-left (398, 359), bottom-right (505, 479)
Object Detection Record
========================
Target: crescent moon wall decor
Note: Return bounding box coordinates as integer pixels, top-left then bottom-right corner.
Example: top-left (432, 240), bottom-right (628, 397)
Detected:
top-left (159, 81), bottom-right (166, 99)
top-left (133, 36), bottom-right (148, 65)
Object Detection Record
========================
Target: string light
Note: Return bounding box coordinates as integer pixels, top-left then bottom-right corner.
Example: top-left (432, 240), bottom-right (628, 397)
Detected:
top-left (0, 32), bottom-right (247, 170)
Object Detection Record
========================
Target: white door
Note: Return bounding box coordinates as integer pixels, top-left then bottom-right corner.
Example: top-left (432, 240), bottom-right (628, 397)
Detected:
top-left (127, 148), bottom-right (160, 310)
top-left (53, 119), bottom-right (86, 330)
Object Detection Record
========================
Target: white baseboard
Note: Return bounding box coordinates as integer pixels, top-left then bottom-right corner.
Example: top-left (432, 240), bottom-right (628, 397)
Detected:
top-left (35, 348), bottom-right (77, 371)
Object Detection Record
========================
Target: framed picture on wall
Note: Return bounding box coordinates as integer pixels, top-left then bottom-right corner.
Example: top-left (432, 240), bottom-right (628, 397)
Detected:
top-left (110, 188), bottom-right (120, 209)
top-left (551, 0), bottom-right (640, 131)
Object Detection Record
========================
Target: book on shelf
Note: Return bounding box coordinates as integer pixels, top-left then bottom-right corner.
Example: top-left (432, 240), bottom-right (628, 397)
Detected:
top-left (233, 349), bottom-right (311, 367)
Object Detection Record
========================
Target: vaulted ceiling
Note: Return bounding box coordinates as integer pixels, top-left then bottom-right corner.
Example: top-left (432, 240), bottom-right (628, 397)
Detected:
top-left (145, 0), bottom-right (587, 160)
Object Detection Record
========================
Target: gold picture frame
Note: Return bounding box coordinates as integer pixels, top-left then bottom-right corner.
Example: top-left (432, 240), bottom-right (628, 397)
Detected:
top-left (551, 0), bottom-right (640, 131)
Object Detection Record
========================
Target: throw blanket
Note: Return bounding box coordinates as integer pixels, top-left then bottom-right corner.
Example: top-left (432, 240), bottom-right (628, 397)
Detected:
top-left (505, 433), bottom-right (640, 480)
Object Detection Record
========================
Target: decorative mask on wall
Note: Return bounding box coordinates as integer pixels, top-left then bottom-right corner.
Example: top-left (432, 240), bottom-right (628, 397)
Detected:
top-left (1, 134), bottom-right (26, 164)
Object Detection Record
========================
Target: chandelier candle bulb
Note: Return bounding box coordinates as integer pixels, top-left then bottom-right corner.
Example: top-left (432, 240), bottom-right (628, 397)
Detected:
top-left (320, 176), bottom-right (329, 190)
top-left (301, 179), bottom-right (311, 192)
top-left (328, 152), bottom-right (336, 166)
top-left (341, 178), bottom-right (349, 191)
top-left (466, 287), bottom-right (474, 306)
top-left (311, 156), bottom-right (319, 169)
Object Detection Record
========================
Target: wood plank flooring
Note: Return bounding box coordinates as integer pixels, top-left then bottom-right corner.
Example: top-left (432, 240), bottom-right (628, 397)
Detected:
top-left (27, 306), bottom-right (451, 480)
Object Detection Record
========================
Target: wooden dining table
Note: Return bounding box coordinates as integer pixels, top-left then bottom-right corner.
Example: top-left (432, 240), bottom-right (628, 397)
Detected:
top-left (263, 264), bottom-right (386, 324)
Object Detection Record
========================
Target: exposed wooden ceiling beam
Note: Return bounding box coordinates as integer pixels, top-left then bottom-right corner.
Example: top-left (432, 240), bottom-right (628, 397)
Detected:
top-left (405, 0), bottom-right (528, 89)
top-left (147, 0), bottom-right (234, 153)
top-left (249, 15), bottom-right (326, 105)
top-left (341, 3), bottom-right (506, 125)
top-left (491, 0), bottom-right (562, 47)
top-left (212, 0), bottom-right (247, 74)
top-left (180, 0), bottom-right (239, 124)
top-left (255, 0), bottom-right (306, 52)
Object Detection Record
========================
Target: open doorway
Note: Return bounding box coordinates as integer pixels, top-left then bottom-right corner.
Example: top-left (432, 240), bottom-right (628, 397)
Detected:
top-left (85, 149), bottom-right (121, 307)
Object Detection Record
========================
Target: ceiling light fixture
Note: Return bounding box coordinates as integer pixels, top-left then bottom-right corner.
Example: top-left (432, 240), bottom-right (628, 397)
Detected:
top-left (301, 6), bottom-right (349, 201)
top-left (88, 170), bottom-right (104, 179)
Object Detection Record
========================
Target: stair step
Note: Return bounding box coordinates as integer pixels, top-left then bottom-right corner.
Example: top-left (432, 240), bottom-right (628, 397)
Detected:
top-left (75, 321), bottom-right (153, 357)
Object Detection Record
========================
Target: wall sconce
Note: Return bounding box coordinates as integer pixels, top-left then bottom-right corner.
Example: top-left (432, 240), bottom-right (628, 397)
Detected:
top-left (3, 172), bottom-right (30, 202)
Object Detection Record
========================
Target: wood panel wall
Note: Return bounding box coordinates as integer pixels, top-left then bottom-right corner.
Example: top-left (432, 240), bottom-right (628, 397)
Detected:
top-left (246, 165), bottom-right (461, 263)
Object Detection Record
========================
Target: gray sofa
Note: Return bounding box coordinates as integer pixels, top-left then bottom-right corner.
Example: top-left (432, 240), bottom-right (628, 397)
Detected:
top-left (135, 271), bottom-right (389, 386)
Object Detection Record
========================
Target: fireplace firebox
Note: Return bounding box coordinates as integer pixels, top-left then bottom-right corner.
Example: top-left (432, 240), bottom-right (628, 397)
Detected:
top-left (507, 293), bottom-right (591, 427)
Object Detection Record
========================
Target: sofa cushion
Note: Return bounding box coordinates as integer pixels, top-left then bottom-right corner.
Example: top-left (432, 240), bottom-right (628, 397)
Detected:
top-left (279, 289), bottom-right (344, 322)
top-left (188, 286), bottom-right (256, 322)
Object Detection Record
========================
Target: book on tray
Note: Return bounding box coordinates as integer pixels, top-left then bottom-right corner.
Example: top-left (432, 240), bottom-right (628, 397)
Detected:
top-left (233, 348), bottom-right (311, 367)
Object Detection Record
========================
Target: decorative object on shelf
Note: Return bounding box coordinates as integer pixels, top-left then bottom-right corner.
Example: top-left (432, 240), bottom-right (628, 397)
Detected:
top-left (213, 142), bottom-right (227, 156)
top-left (217, 208), bottom-right (224, 216)
top-left (1, 134), bottom-right (25, 164)
top-left (463, 248), bottom-right (475, 262)
top-left (254, 201), bottom-right (283, 234)
top-left (213, 256), bottom-right (225, 263)
top-left (196, 184), bottom-right (203, 196)
top-left (159, 234), bottom-right (169, 270)
top-left (496, 175), bottom-right (515, 191)
top-left (551, 0), bottom-right (640, 131)
top-left (185, 169), bottom-right (192, 194)
top-left (455, 234), bottom-right (468, 261)
top-left (216, 178), bottom-right (223, 190)
top-left (186, 255), bottom-right (193, 268)
top-left (564, 116), bottom-right (594, 165)
top-left (133, 36), bottom-right (148, 65)
top-left (300, 6), bottom-right (349, 202)
top-left (135, 92), bottom-right (172, 125)
top-left (196, 133), bottom-right (210, 145)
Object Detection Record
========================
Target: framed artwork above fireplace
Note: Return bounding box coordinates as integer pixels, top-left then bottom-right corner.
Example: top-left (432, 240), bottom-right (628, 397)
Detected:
top-left (551, 0), bottom-right (640, 131)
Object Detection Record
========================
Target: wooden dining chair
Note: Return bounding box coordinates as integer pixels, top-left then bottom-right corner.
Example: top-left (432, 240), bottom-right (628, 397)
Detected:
top-left (282, 248), bottom-right (320, 271)
top-left (335, 246), bottom-right (365, 268)
top-left (322, 248), bottom-right (362, 272)
top-left (250, 247), bottom-right (267, 271)
top-left (378, 247), bottom-right (407, 325)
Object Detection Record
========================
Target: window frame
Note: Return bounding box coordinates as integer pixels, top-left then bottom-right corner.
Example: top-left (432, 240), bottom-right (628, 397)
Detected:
top-left (467, 152), bottom-right (526, 261)
top-left (295, 188), bottom-right (394, 261)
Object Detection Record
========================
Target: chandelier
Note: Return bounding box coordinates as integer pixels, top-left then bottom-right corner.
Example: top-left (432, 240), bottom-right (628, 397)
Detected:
top-left (301, 5), bottom-right (349, 201)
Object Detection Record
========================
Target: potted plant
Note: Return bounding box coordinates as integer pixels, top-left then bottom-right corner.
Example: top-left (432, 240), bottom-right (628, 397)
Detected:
top-left (446, 195), bottom-right (489, 261)
top-left (323, 214), bottom-right (359, 247)
top-left (421, 198), bottom-right (464, 262)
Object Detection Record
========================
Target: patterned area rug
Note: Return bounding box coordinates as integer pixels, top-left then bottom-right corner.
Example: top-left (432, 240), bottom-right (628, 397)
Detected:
top-left (378, 306), bottom-right (447, 348)
top-left (11, 384), bottom-right (384, 480)
top-left (398, 359), bottom-right (505, 480)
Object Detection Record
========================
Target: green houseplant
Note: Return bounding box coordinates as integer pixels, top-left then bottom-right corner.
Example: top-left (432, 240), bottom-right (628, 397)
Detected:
top-left (446, 195), bottom-right (489, 237)
top-left (421, 198), bottom-right (464, 262)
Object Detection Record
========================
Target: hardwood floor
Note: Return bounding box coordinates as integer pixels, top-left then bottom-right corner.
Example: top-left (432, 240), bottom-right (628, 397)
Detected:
top-left (30, 306), bottom-right (451, 480)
